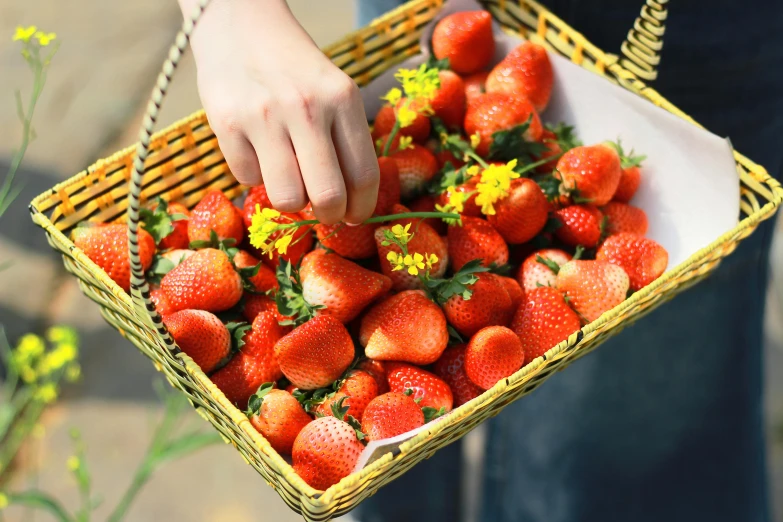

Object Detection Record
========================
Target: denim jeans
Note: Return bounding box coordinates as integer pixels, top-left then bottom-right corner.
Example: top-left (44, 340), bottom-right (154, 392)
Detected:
top-left (354, 1), bottom-right (783, 521)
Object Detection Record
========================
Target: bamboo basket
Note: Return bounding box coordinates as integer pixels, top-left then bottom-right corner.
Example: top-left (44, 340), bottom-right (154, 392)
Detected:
top-left (29, 0), bottom-right (783, 520)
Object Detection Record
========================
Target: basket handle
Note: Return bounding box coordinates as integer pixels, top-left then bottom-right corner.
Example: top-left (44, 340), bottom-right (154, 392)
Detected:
top-left (127, 0), bottom-right (211, 349)
top-left (619, 0), bottom-right (669, 81)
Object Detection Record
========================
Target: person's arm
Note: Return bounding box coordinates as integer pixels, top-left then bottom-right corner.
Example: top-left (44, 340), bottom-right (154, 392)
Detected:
top-left (178, 0), bottom-right (379, 225)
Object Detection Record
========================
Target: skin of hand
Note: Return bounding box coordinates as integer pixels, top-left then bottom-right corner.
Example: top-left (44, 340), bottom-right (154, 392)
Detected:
top-left (178, 0), bottom-right (380, 225)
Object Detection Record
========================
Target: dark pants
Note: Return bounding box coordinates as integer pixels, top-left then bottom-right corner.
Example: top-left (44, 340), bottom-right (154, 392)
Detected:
top-left (355, 1), bottom-right (783, 520)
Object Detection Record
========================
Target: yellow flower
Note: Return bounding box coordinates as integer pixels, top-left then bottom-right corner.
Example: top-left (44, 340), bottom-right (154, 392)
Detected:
top-left (34, 31), bottom-right (56, 46)
top-left (248, 205), bottom-right (286, 255)
top-left (16, 334), bottom-right (45, 360)
top-left (390, 223), bottom-right (411, 243)
top-left (38, 342), bottom-right (77, 376)
top-left (274, 233), bottom-right (293, 256)
top-left (403, 253), bottom-right (425, 276)
top-left (425, 253), bottom-right (439, 270)
top-left (395, 64), bottom-right (440, 105)
top-left (470, 133), bottom-right (481, 149)
top-left (381, 87), bottom-right (402, 106)
top-left (396, 103), bottom-right (418, 129)
top-left (34, 383), bottom-right (58, 404)
top-left (446, 186), bottom-right (467, 213)
top-left (398, 135), bottom-right (413, 151)
top-left (20, 366), bottom-right (37, 384)
top-left (66, 364), bottom-right (81, 383)
top-left (67, 456), bottom-right (80, 471)
top-left (466, 165), bottom-right (480, 178)
top-left (0, 492), bottom-right (8, 510)
top-left (47, 326), bottom-right (78, 346)
top-left (13, 26), bottom-right (37, 43)
top-left (386, 251), bottom-right (405, 272)
top-left (475, 159), bottom-right (520, 215)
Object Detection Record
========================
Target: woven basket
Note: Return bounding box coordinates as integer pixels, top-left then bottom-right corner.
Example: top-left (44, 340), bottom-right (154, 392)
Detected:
top-left (29, 0), bottom-right (783, 520)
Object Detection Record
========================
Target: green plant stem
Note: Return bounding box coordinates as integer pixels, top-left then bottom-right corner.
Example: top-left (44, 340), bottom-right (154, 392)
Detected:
top-left (0, 390), bottom-right (43, 476)
top-left (0, 386), bottom-right (34, 446)
top-left (5, 490), bottom-right (74, 522)
top-left (284, 211), bottom-right (460, 230)
top-left (381, 121), bottom-right (401, 157)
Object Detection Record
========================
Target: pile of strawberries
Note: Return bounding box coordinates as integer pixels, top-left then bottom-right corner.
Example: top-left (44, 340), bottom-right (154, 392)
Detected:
top-left (72, 10), bottom-right (669, 491)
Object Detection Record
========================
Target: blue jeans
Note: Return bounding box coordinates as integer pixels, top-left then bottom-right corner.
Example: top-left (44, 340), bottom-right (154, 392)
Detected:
top-left (355, 1), bottom-right (783, 521)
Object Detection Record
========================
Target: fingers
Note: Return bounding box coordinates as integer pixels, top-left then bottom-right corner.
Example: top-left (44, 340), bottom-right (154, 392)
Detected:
top-left (331, 80), bottom-right (380, 224)
top-left (210, 125), bottom-right (263, 187)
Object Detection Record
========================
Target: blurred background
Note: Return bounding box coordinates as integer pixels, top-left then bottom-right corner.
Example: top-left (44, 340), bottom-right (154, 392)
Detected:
top-left (0, 1), bottom-right (781, 521)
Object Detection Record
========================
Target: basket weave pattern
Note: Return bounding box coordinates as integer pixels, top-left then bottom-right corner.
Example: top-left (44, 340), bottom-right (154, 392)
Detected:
top-left (29, 0), bottom-right (782, 520)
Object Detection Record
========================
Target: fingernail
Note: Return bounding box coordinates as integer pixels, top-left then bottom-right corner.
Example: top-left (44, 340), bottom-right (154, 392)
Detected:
top-left (346, 222), bottom-right (360, 227)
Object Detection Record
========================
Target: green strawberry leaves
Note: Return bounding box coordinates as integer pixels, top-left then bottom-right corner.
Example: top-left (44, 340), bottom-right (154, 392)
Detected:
top-left (274, 258), bottom-right (323, 327)
top-left (426, 258), bottom-right (490, 304)
top-left (146, 255), bottom-right (175, 285)
top-left (330, 396), bottom-right (366, 442)
top-left (422, 406), bottom-right (447, 423)
top-left (607, 138), bottom-right (646, 169)
top-left (489, 116), bottom-right (548, 163)
top-left (226, 321), bottom-right (252, 352)
top-left (190, 229), bottom-right (238, 251)
top-left (425, 55), bottom-right (451, 71)
top-left (292, 386), bottom-right (334, 414)
top-left (139, 197), bottom-right (187, 245)
top-left (447, 325), bottom-right (465, 345)
top-left (244, 382), bottom-right (274, 418)
top-left (545, 122), bottom-right (582, 153)
top-left (535, 255), bottom-right (561, 275)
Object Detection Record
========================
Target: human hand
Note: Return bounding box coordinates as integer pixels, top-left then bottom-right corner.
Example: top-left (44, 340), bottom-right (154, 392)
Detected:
top-left (180, 0), bottom-right (379, 225)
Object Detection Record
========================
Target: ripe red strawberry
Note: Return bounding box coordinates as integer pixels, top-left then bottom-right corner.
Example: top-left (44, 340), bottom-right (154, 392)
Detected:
top-left (188, 190), bottom-right (244, 245)
top-left (464, 93), bottom-right (543, 157)
top-left (436, 181), bottom-right (482, 218)
top-left (292, 413), bottom-right (364, 490)
top-left (361, 392), bottom-right (424, 441)
top-left (233, 250), bottom-right (278, 293)
top-left (614, 166), bottom-right (641, 203)
top-left (535, 129), bottom-right (562, 173)
top-left (511, 286), bottom-right (581, 363)
top-left (433, 345), bottom-right (483, 407)
top-left (596, 233), bottom-right (668, 291)
top-left (517, 248), bottom-right (573, 293)
top-left (374, 220), bottom-right (448, 291)
top-left (432, 11), bottom-right (495, 75)
top-left (372, 102), bottom-right (430, 144)
top-left (158, 202), bottom-right (191, 250)
top-left (163, 310), bottom-right (230, 372)
top-left (431, 70), bottom-right (467, 130)
top-left (497, 276), bottom-right (524, 309)
top-left (314, 223), bottom-right (377, 259)
top-left (299, 249), bottom-right (392, 324)
top-left (465, 326), bottom-right (525, 389)
top-left (556, 144), bottom-right (622, 206)
top-left (246, 384), bottom-right (311, 455)
top-left (357, 359), bottom-right (389, 394)
top-left (487, 178), bottom-right (549, 244)
top-left (385, 362), bottom-right (453, 412)
top-left (160, 248), bottom-right (243, 313)
top-left (243, 292), bottom-right (291, 323)
top-left (556, 260), bottom-right (630, 323)
top-left (72, 224), bottom-right (156, 292)
top-left (443, 273), bottom-right (514, 338)
top-left (554, 205), bottom-right (604, 248)
top-left (389, 144), bottom-right (439, 199)
top-left (274, 315), bottom-right (355, 390)
top-left (242, 186), bottom-right (273, 228)
top-left (315, 370), bottom-right (379, 422)
top-left (447, 216), bottom-right (509, 271)
top-left (408, 195), bottom-right (447, 235)
top-left (253, 212), bottom-right (314, 269)
top-left (150, 288), bottom-right (175, 316)
top-left (463, 71), bottom-right (488, 103)
top-left (486, 41), bottom-right (553, 112)
top-left (375, 156), bottom-right (401, 215)
top-left (360, 290), bottom-right (449, 365)
top-left (210, 312), bottom-right (288, 407)
top-left (435, 149), bottom-right (466, 170)
top-left (601, 201), bottom-right (648, 236)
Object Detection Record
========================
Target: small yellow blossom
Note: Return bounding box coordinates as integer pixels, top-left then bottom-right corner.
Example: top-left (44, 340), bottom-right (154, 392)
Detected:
top-left (13, 26), bottom-right (37, 43)
top-left (38, 342), bottom-right (77, 376)
top-left (248, 205), bottom-right (288, 256)
top-left (47, 326), bottom-right (78, 346)
top-left (34, 31), bottom-right (56, 46)
top-left (446, 186), bottom-right (467, 213)
top-left (381, 87), bottom-right (402, 106)
top-left (274, 234), bottom-right (293, 256)
top-left (470, 133), bottom-right (481, 149)
top-left (396, 103), bottom-right (418, 128)
top-left (475, 159), bottom-right (520, 215)
top-left (390, 223), bottom-right (411, 243)
top-left (67, 455), bottom-right (80, 471)
top-left (398, 135), bottom-right (413, 151)
top-left (34, 383), bottom-right (58, 404)
top-left (386, 251), bottom-right (405, 272)
top-left (66, 364), bottom-right (81, 382)
top-left (16, 334), bottom-right (45, 360)
top-left (395, 64), bottom-right (440, 105)
top-left (20, 366), bottom-right (37, 384)
top-left (0, 492), bottom-right (8, 510)
top-left (403, 253), bottom-right (425, 276)
top-left (425, 253), bottom-right (439, 270)
top-left (466, 165), bottom-right (481, 178)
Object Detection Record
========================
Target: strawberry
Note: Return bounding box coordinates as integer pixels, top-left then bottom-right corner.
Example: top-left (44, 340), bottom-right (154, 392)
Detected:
top-left (431, 70), bottom-right (467, 130)
top-left (163, 310), bottom-right (230, 372)
top-left (553, 205), bottom-right (604, 248)
top-left (274, 315), bottom-right (355, 390)
top-left (511, 286), bottom-right (581, 363)
top-left (432, 11), bottom-right (495, 75)
top-left (608, 140), bottom-right (645, 203)
top-left (389, 144), bottom-right (439, 199)
top-left (465, 326), bottom-right (525, 389)
top-left (210, 312), bottom-right (288, 407)
top-left (463, 71), bottom-right (488, 103)
top-left (435, 149), bottom-right (466, 170)
top-left (497, 276), bottom-right (524, 309)
top-left (596, 233), bottom-right (668, 291)
top-left (535, 129), bottom-right (562, 173)
top-left (601, 201), bottom-right (648, 236)
top-left (246, 384), bottom-right (311, 454)
top-left (447, 216), bottom-right (509, 271)
top-left (375, 156), bottom-right (401, 215)
top-left (361, 392), bottom-right (424, 441)
top-left (436, 181), bottom-right (482, 218)
top-left (315, 370), bottom-right (379, 422)
top-left (150, 288), bottom-right (175, 316)
top-left (160, 202), bottom-right (191, 250)
top-left (233, 250), bottom-right (278, 293)
top-left (433, 345), bottom-right (483, 407)
top-left (255, 212), bottom-right (315, 269)
top-left (372, 102), bottom-right (430, 144)
top-left (516, 248), bottom-right (572, 293)
top-left (556, 144), bottom-right (622, 206)
top-left (442, 273), bottom-right (513, 337)
top-left (292, 408), bottom-right (365, 490)
top-left (140, 198), bottom-right (190, 251)
top-left (161, 248), bottom-right (194, 265)
top-left (160, 248), bottom-right (243, 313)
top-left (385, 362), bottom-right (453, 412)
top-left (315, 223), bottom-right (377, 259)
top-left (357, 359), bottom-right (390, 394)
top-left (487, 178), bottom-right (549, 244)
top-left (242, 292), bottom-right (290, 323)
top-left (408, 195), bottom-right (447, 235)
top-left (360, 290), bottom-right (449, 365)
top-left (72, 224), bottom-right (156, 292)
top-left (188, 190), bottom-right (244, 245)
top-left (299, 249), bottom-right (392, 324)
top-left (486, 41), bottom-right (553, 112)
top-left (556, 260), bottom-right (630, 323)
top-left (242, 186), bottom-right (273, 228)
top-left (464, 93), bottom-right (543, 157)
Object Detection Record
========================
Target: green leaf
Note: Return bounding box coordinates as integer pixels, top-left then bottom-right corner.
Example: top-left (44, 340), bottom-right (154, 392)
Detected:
top-left (545, 122), bottom-right (582, 152)
top-left (330, 396), bottom-right (351, 421)
top-left (5, 490), bottom-right (75, 522)
top-left (606, 138), bottom-right (646, 169)
top-left (152, 431), bottom-right (224, 466)
top-left (488, 263), bottom-right (513, 277)
top-left (573, 245), bottom-right (585, 260)
top-left (422, 406), bottom-right (447, 423)
top-left (488, 117), bottom-right (549, 163)
top-left (245, 382), bottom-right (274, 417)
top-left (425, 54), bottom-right (450, 71)
top-left (189, 230), bottom-right (236, 251)
top-left (274, 259), bottom-right (320, 326)
top-left (535, 255), bottom-right (561, 275)
top-left (447, 325), bottom-right (464, 344)
top-left (226, 322), bottom-right (251, 352)
top-left (139, 198), bottom-right (175, 245)
top-left (427, 258), bottom-right (489, 304)
top-left (535, 172), bottom-right (563, 201)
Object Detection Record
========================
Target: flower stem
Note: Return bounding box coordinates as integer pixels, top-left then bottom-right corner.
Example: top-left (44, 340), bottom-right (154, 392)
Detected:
top-left (381, 121), bottom-right (401, 157)
top-left (285, 211), bottom-right (460, 229)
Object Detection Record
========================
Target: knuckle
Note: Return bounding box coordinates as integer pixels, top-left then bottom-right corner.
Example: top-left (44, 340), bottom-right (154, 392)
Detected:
top-left (281, 89), bottom-right (317, 117)
top-left (268, 189), bottom-right (307, 211)
top-left (351, 163), bottom-right (380, 192)
top-left (330, 75), bottom-right (360, 105)
top-left (310, 185), bottom-right (346, 210)
top-left (211, 109), bottom-right (243, 137)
